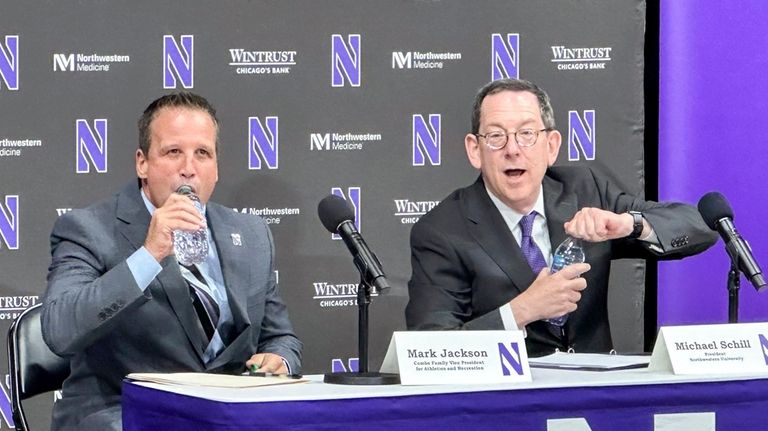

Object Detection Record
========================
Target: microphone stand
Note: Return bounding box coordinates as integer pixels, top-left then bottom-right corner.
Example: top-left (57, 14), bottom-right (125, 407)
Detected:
top-left (727, 260), bottom-right (740, 323)
top-left (323, 277), bottom-right (400, 385)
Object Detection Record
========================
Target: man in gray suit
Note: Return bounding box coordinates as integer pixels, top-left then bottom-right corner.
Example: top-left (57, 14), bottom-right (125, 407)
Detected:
top-left (42, 92), bottom-right (301, 430)
top-left (406, 79), bottom-right (716, 357)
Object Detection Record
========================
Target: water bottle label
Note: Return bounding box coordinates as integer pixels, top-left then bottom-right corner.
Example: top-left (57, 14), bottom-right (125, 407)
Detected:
top-left (551, 254), bottom-right (566, 272)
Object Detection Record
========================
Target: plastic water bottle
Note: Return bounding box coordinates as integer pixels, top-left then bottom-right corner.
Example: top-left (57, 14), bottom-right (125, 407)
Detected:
top-left (173, 186), bottom-right (208, 266)
top-left (546, 236), bottom-right (585, 326)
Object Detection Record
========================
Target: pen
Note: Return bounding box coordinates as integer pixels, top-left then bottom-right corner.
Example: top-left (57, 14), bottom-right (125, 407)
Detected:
top-left (248, 364), bottom-right (302, 379)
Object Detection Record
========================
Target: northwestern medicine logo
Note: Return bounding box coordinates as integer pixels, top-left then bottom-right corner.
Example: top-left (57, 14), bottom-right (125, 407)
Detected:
top-left (164, 35), bottom-right (193, 89)
top-left (568, 110), bottom-right (596, 161)
top-left (232, 205), bottom-right (300, 225)
top-left (248, 116), bottom-right (278, 170)
top-left (391, 50), bottom-right (462, 70)
top-left (53, 52), bottom-right (130, 72)
top-left (76, 119), bottom-right (108, 173)
top-left (330, 187), bottom-right (360, 240)
top-left (491, 33), bottom-right (519, 81)
top-left (0, 195), bottom-right (19, 250)
top-left (309, 131), bottom-right (382, 152)
top-left (0, 35), bottom-right (19, 91)
top-left (331, 34), bottom-right (360, 87)
top-left (412, 114), bottom-right (441, 166)
top-left (497, 342), bottom-right (523, 376)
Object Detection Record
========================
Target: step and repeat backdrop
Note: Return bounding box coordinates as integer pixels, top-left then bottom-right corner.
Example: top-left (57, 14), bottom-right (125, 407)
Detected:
top-left (0, 1), bottom-right (644, 428)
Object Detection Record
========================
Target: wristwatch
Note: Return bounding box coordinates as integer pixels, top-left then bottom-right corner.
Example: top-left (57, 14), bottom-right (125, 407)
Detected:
top-left (627, 211), bottom-right (644, 239)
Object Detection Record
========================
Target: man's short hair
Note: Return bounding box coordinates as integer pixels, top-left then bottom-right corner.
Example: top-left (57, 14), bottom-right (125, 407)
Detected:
top-left (138, 91), bottom-right (219, 156)
top-left (470, 78), bottom-right (556, 134)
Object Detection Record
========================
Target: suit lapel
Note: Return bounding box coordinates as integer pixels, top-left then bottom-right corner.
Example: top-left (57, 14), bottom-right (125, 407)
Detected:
top-left (206, 204), bottom-right (249, 336)
top-left (462, 177), bottom-right (537, 295)
top-left (115, 183), bottom-right (208, 363)
top-left (542, 174), bottom-right (578, 251)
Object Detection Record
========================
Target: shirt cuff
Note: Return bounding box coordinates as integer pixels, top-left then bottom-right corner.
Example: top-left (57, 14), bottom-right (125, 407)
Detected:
top-left (638, 228), bottom-right (664, 253)
top-left (639, 228), bottom-right (658, 243)
top-left (499, 304), bottom-right (527, 337)
top-left (126, 246), bottom-right (163, 292)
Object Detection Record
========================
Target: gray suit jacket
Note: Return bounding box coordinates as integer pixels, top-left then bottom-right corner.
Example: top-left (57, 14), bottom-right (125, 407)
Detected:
top-left (42, 182), bottom-right (301, 430)
top-left (406, 166), bottom-right (717, 357)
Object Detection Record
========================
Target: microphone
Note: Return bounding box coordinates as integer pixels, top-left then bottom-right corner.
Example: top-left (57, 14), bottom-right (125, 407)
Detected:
top-left (318, 195), bottom-right (390, 293)
top-left (698, 192), bottom-right (767, 291)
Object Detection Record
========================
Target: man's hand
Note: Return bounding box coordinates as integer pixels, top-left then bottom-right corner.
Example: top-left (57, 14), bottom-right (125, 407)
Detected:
top-left (144, 193), bottom-right (206, 262)
top-left (510, 263), bottom-right (590, 327)
top-left (246, 353), bottom-right (288, 374)
top-left (564, 207), bottom-right (646, 242)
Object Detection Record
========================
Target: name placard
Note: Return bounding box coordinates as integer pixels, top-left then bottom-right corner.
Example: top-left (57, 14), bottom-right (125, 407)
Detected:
top-left (380, 330), bottom-right (531, 385)
top-left (649, 322), bottom-right (768, 374)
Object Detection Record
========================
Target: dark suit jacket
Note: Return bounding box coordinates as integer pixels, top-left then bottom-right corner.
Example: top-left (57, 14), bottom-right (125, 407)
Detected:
top-left (406, 166), bottom-right (716, 357)
top-left (42, 182), bottom-right (301, 431)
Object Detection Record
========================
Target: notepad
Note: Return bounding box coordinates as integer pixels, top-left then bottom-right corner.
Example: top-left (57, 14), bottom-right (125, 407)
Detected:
top-left (126, 372), bottom-right (307, 388)
top-left (529, 352), bottom-right (650, 371)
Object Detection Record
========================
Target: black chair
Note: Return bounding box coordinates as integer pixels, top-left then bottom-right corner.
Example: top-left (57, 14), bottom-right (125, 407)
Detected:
top-left (7, 303), bottom-right (69, 431)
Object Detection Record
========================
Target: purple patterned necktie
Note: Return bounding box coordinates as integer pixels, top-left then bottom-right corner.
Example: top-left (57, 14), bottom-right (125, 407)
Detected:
top-left (520, 213), bottom-right (568, 329)
top-left (519, 212), bottom-right (548, 274)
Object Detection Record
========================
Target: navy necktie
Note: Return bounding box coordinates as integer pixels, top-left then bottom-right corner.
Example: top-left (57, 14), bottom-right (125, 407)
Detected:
top-left (180, 264), bottom-right (220, 341)
top-left (519, 212), bottom-right (548, 274)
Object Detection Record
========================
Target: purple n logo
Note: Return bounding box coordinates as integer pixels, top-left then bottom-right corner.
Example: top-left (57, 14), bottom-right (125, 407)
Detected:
top-left (412, 114), bottom-right (441, 166)
top-left (0, 35), bottom-right (19, 91)
top-left (0, 375), bottom-right (14, 428)
top-left (76, 119), bottom-right (108, 173)
top-left (568, 110), bottom-right (596, 161)
top-left (0, 195), bottom-right (19, 250)
top-left (331, 34), bottom-right (361, 87)
top-left (491, 33), bottom-right (519, 81)
top-left (248, 116), bottom-right (279, 170)
top-left (330, 187), bottom-right (360, 240)
top-left (498, 342), bottom-right (523, 376)
top-left (759, 334), bottom-right (768, 365)
top-left (163, 35), bottom-right (193, 89)
top-left (331, 357), bottom-right (359, 373)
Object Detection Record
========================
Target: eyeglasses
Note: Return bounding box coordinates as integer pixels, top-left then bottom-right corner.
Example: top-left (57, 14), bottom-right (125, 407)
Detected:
top-left (474, 128), bottom-right (552, 150)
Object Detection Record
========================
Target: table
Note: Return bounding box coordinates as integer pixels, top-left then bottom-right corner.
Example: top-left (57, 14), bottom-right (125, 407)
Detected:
top-left (122, 368), bottom-right (768, 430)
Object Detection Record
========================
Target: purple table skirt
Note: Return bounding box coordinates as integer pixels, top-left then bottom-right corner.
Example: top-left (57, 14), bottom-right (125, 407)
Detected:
top-left (123, 377), bottom-right (768, 430)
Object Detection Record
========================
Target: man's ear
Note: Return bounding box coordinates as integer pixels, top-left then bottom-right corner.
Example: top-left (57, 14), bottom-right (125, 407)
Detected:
top-left (136, 149), bottom-right (148, 180)
top-left (465, 133), bottom-right (482, 170)
top-left (546, 129), bottom-right (562, 166)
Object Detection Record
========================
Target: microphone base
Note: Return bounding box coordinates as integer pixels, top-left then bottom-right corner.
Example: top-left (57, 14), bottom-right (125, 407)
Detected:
top-left (323, 372), bottom-right (400, 385)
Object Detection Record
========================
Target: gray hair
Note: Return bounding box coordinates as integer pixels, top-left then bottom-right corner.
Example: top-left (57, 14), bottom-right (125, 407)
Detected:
top-left (470, 78), bottom-right (556, 134)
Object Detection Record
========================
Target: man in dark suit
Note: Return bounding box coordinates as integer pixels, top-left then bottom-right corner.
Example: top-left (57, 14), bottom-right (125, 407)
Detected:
top-left (406, 79), bottom-right (716, 357)
top-left (42, 92), bottom-right (301, 430)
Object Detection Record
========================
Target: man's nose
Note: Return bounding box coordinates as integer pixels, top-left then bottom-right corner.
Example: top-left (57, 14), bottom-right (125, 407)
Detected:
top-left (503, 138), bottom-right (522, 157)
top-left (179, 154), bottom-right (196, 177)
